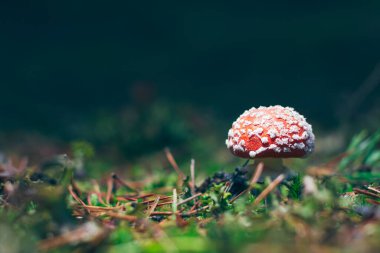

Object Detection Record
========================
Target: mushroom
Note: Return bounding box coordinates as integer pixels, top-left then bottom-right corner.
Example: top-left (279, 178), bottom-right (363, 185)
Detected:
top-left (225, 105), bottom-right (315, 175)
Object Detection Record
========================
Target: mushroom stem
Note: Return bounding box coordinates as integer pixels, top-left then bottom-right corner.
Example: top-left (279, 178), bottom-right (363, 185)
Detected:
top-left (252, 158), bottom-right (288, 178)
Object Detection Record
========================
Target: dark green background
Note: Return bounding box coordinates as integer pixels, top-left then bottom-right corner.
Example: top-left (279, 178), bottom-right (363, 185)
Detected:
top-left (1, 1), bottom-right (380, 131)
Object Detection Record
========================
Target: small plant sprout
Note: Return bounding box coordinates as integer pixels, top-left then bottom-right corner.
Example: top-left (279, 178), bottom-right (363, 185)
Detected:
top-left (226, 105), bottom-right (315, 175)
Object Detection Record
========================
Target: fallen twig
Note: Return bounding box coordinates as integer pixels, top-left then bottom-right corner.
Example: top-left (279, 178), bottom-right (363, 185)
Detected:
top-left (177, 193), bottom-right (202, 206)
top-left (112, 173), bottom-right (138, 193)
top-left (68, 185), bottom-right (87, 207)
top-left (367, 186), bottom-right (380, 194)
top-left (366, 199), bottom-right (380, 205)
top-left (230, 162), bottom-right (264, 203)
top-left (165, 148), bottom-right (185, 181)
top-left (106, 176), bottom-right (113, 204)
top-left (106, 212), bottom-right (138, 222)
top-left (147, 196), bottom-right (160, 217)
top-left (253, 174), bottom-right (285, 206)
top-left (354, 188), bottom-right (380, 199)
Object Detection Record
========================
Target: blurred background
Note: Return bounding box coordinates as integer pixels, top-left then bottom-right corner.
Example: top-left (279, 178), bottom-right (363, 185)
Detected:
top-left (1, 1), bottom-right (380, 165)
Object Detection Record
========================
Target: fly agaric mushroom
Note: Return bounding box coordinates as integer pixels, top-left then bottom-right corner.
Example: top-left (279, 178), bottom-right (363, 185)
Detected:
top-left (226, 105), bottom-right (315, 174)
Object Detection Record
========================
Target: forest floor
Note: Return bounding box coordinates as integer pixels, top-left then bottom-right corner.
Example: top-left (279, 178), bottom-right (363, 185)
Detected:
top-left (0, 114), bottom-right (380, 253)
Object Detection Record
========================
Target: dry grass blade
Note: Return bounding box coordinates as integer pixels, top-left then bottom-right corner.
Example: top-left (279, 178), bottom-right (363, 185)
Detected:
top-left (190, 158), bottom-right (196, 195)
top-left (87, 192), bottom-right (107, 206)
top-left (366, 199), bottom-right (380, 205)
top-left (112, 173), bottom-right (138, 192)
top-left (142, 195), bottom-right (172, 204)
top-left (150, 205), bottom-right (209, 217)
top-left (115, 196), bottom-right (137, 201)
top-left (250, 162), bottom-right (264, 185)
top-left (183, 205), bottom-right (209, 216)
top-left (147, 196), bottom-right (160, 217)
top-left (85, 206), bottom-right (124, 211)
top-left (224, 181), bottom-right (232, 193)
top-left (253, 173), bottom-right (285, 206)
top-left (165, 148), bottom-right (185, 180)
top-left (69, 185), bottom-right (126, 218)
top-left (172, 188), bottom-right (178, 214)
top-left (189, 201), bottom-right (199, 212)
top-left (136, 193), bottom-right (156, 199)
top-left (367, 186), bottom-right (380, 194)
top-left (150, 211), bottom-right (173, 216)
top-left (354, 188), bottom-right (380, 199)
top-left (106, 176), bottom-right (113, 204)
top-left (156, 201), bottom-right (174, 207)
top-left (106, 212), bottom-right (138, 222)
top-left (230, 162), bottom-right (264, 203)
top-left (70, 178), bottom-right (82, 196)
top-left (177, 193), bottom-right (201, 206)
top-left (68, 185), bottom-right (87, 207)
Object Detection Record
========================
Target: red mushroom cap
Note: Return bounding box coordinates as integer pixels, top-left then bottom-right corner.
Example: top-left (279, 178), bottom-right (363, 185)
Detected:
top-left (226, 105), bottom-right (315, 158)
